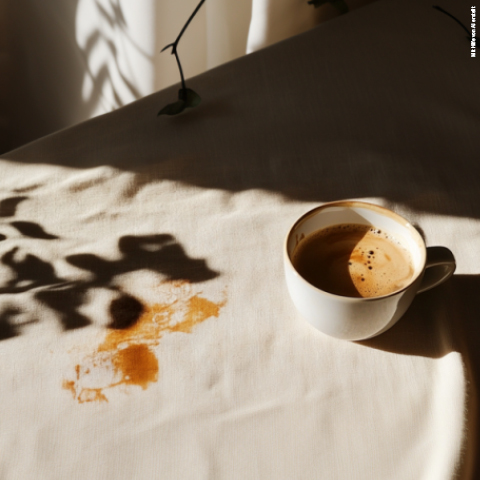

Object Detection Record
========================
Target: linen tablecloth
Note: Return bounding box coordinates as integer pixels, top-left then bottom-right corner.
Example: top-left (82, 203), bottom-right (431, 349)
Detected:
top-left (1, 0), bottom-right (479, 478)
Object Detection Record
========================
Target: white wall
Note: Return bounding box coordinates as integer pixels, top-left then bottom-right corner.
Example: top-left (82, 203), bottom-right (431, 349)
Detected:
top-left (5, 0), bottom-right (252, 152)
top-left (2, 0), bottom-right (374, 153)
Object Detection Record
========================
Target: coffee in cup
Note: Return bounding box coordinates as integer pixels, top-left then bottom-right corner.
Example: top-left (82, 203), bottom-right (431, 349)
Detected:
top-left (291, 223), bottom-right (415, 298)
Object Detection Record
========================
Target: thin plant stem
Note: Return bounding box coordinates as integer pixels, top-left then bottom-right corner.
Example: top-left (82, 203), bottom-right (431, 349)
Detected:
top-left (162, 0), bottom-right (206, 93)
top-left (174, 50), bottom-right (186, 92)
top-left (433, 5), bottom-right (477, 39)
top-left (158, 0), bottom-right (205, 114)
top-left (175, 0), bottom-right (206, 46)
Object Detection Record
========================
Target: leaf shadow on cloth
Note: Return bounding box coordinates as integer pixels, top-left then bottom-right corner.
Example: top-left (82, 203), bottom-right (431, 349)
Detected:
top-left (0, 197), bottom-right (29, 217)
top-left (357, 274), bottom-right (480, 480)
top-left (0, 231), bottom-right (219, 340)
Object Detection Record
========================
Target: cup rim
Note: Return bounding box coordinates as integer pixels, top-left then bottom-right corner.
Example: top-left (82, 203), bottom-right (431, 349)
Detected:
top-left (284, 200), bottom-right (427, 301)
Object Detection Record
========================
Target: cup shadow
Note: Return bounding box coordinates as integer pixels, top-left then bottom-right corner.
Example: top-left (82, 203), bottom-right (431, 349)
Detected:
top-left (357, 274), bottom-right (480, 479)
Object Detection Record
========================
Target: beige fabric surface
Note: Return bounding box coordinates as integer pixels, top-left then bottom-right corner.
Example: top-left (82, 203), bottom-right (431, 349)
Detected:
top-left (1, 0), bottom-right (479, 478)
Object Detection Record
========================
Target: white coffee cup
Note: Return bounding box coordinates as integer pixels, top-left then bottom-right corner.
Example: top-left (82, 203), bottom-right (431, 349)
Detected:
top-left (284, 201), bottom-right (456, 341)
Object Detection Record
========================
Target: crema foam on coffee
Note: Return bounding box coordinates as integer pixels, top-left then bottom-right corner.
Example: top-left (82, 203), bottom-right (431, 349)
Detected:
top-left (292, 224), bottom-right (415, 298)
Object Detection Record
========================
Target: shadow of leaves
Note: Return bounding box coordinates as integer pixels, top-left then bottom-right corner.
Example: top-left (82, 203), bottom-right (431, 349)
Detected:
top-left (0, 233), bottom-right (219, 340)
top-left (10, 221), bottom-right (59, 239)
top-left (0, 197), bottom-right (29, 217)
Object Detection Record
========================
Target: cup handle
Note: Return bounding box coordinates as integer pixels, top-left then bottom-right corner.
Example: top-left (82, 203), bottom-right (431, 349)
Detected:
top-left (416, 246), bottom-right (456, 294)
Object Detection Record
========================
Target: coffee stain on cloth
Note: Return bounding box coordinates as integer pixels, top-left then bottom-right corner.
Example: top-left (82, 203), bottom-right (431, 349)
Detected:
top-left (63, 281), bottom-right (226, 403)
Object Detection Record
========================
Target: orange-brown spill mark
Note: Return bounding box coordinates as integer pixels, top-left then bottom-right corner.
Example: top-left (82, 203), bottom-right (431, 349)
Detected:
top-left (64, 281), bottom-right (226, 403)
